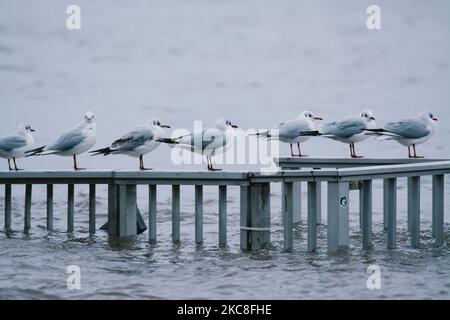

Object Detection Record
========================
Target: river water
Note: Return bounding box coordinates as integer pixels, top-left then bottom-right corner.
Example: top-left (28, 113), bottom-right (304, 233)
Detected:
top-left (0, 0), bottom-right (449, 299)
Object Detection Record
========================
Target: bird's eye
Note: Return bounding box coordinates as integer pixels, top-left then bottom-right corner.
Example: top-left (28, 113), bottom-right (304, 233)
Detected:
top-left (226, 120), bottom-right (231, 126)
top-left (429, 113), bottom-right (433, 118)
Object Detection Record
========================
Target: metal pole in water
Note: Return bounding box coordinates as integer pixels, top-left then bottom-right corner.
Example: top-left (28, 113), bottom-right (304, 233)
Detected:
top-left (250, 183), bottom-right (271, 251)
top-left (172, 185), bottom-right (180, 243)
top-left (383, 179), bottom-right (388, 231)
top-left (4, 184), bottom-right (11, 230)
top-left (386, 178), bottom-right (397, 249)
top-left (218, 185), bottom-right (227, 247)
top-left (46, 184), bottom-right (53, 231)
top-left (361, 180), bottom-right (373, 250)
top-left (292, 182), bottom-right (301, 223)
top-left (432, 175), bottom-right (444, 247)
top-left (307, 181), bottom-right (318, 252)
top-left (408, 176), bottom-right (421, 248)
top-left (327, 181), bottom-right (350, 253)
top-left (24, 184), bottom-right (32, 233)
top-left (89, 184), bottom-right (96, 235)
top-left (149, 185), bottom-right (157, 242)
top-left (195, 185), bottom-right (203, 244)
top-left (283, 181), bottom-right (294, 252)
top-left (240, 186), bottom-right (250, 251)
top-left (67, 184), bottom-right (74, 233)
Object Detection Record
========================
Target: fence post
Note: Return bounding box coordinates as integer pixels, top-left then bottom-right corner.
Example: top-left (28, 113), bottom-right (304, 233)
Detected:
top-left (283, 181), bottom-right (294, 252)
top-left (307, 181), bottom-right (318, 252)
top-left (361, 180), bottom-right (373, 250)
top-left (240, 183), bottom-right (271, 251)
top-left (149, 185), bottom-right (157, 242)
top-left (195, 185), bottom-right (203, 244)
top-left (432, 175), bottom-right (444, 247)
top-left (327, 181), bottom-right (350, 253)
top-left (89, 184), bottom-right (96, 235)
top-left (67, 184), bottom-right (74, 233)
top-left (386, 178), bottom-right (397, 249)
top-left (172, 185), bottom-right (180, 243)
top-left (219, 185), bottom-right (227, 247)
top-left (408, 177), bottom-right (421, 248)
top-left (24, 184), bottom-right (32, 233)
top-left (46, 184), bottom-right (53, 231)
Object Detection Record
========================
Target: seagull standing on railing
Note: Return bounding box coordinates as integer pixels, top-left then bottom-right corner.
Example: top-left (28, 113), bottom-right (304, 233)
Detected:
top-left (252, 110), bottom-right (323, 157)
top-left (157, 118), bottom-right (238, 171)
top-left (26, 111), bottom-right (97, 171)
top-left (302, 110), bottom-right (376, 158)
top-left (0, 124), bottom-right (36, 171)
top-left (90, 119), bottom-right (170, 170)
top-left (365, 111), bottom-right (438, 158)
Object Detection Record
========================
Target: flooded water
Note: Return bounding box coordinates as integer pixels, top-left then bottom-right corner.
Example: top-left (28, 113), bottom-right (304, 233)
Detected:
top-left (0, 0), bottom-right (449, 299)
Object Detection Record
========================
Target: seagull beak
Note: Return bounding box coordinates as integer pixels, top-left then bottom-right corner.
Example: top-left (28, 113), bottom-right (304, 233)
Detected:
top-left (231, 124), bottom-right (238, 129)
top-left (314, 117), bottom-right (324, 121)
top-left (160, 124), bottom-right (171, 128)
top-left (370, 117), bottom-right (376, 120)
top-left (433, 117), bottom-right (438, 121)
top-left (30, 128), bottom-right (36, 132)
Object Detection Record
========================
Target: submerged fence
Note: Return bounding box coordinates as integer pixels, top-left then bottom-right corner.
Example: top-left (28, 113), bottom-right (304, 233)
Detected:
top-left (0, 158), bottom-right (448, 253)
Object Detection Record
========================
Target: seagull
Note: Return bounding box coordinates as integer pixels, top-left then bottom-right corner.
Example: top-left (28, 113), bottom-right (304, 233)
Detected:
top-left (157, 118), bottom-right (238, 171)
top-left (26, 111), bottom-right (97, 170)
top-left (252, 110), bottom-right (323, 157)
top-left (365, 111), bottom-right (438, 158)
top-left (89, 119), bottom-right (170, 170)
top-left (0, 124), bottom-right (36, 171)
top-left (303, 110), bottom-right (376, 158)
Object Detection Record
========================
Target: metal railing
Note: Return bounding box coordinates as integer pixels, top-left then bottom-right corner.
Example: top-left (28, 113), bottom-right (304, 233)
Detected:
top-left (0, 159), bottom-right (448, 253)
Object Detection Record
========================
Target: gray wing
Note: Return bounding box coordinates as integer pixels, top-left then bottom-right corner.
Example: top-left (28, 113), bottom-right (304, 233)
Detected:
top-left (383, 119), bottom-right (430, 139)
top-left (278, 118), bottom-right (311, 139)
top-left (321, 119), bottom-right (366, 138)
top-left (179, 128), bottom-right (227, 151)
top-left (0, 135), bottom-right (27, 151)
top-left (48, 128), bottom-right (86, 151)
top-left (111, 128), bottom-right (154, 151)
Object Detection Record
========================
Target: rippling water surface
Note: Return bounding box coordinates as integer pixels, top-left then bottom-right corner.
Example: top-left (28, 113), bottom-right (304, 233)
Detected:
top-left (0, 0), bottom-right (449, 299)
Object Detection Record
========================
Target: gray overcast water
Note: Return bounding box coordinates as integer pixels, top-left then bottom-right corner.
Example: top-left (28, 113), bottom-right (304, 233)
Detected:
top-left (0, 0), bottom-right (449, 299)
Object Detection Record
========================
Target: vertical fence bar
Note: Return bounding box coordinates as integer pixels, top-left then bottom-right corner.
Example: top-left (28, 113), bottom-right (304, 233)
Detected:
top-left (432, 175), bottom-right (444, 247)
top-left (24, 184), bottom-right (32, 233)
top-left (408, 176), bottom-right (420, 248)
top-left (195, 185), bottom-right (203, 244)
top-left (292, 182), bottom-right (301, 223)
top-left (218, 185), bottom-right (227, 247)
top-left (250, 183), bottom-right (271, 251)
top-left (240, 186), bottom-right (251, 250)
top-left (407, 177), bottom-right (413, 232)
top-left (386, 178), bottom-right (397, 249)
top-left (327, 181), bottom-right (350, 253)
top-left (149, 185), bottom-right (157, 242)
top-left (89, 184), bottom-right (96, 235)
top-left (283, 181), bottom-right (294, 252)
top-left (361, 180), bottom-right (373, 250)
top-left (4, 184), bottom-right (11, 230)
top-left (307, 181), bottom-right (318, 252)
top-left (67, 184), bottom-right (74, 233)
top-left (315, 182), bottom-right (322, 225)
top-left (383, 179), bottom-right (388, 230)
top-left (107, 184), bottom-right (118, 236)
top-left (46, 184), bottom-right (53, 231)
top-left (172, 185), bottom-right (180, 243)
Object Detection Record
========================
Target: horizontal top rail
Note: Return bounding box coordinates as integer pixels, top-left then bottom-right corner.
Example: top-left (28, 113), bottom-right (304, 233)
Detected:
top-left (276, 157), bottom-right (449, 169)
top-left (1, 160), bottom-right (450, 185)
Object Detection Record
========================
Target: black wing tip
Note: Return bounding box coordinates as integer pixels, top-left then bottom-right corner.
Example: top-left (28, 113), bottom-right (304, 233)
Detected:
top-left (157, 138), bottom-right (179, 144)
top-left (25, 145), bottom-right (46, 157)
top-left (89, 147), bottom-right (112, 156)
top-left (300, 131), bottom-right (321, 136)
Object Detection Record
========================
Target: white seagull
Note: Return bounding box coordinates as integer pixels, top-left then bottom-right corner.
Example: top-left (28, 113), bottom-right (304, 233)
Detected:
top-left (365, 111), bottom-right (438, 158)
top-left (0, 124), bottom-right (36, 171)
top-left (90, 118), bottom-right (170, 170)
top-left (253, 110), bottom-right (323, 157)
top-left (158, 118), bottom-right (238, 171)
top-left (26, 111), bottom-right (97, 170)
top-left (307, 109), bottom-right (376, 158)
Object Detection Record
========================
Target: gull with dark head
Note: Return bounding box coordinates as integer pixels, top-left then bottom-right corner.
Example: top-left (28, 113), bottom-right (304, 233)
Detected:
top-left (253, 110), bottom-right (323, 157)
top-left (158, 118), bottom-right (238, 171)
top-left (0, 124), bottom-right (36, 170)
top-left (26, 111), bottom-right (97, 170)
top-left (90, 118), bottom-right (170, 170)
top-left (365, 111), bottom-right (438, 158)
top-left (307, 109), bottom-right (377, 158)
